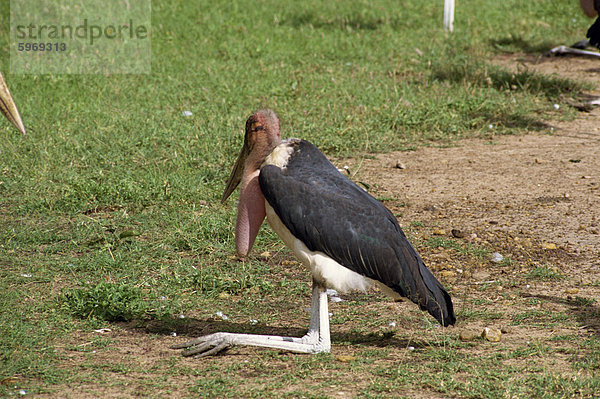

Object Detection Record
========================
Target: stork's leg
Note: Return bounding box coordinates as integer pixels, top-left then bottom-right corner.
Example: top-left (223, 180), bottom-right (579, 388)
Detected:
top-left (302, 282), bottom-right (331, 350)
top-left (171, 281), bottom-right (331, 358)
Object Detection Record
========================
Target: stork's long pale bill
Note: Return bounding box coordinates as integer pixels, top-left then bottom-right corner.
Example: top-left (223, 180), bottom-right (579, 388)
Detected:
top-left (173, 109), bottom-right (455, 358)
top-left (0, 72), bottom-right (26, 134)
top-left (221, 111), bottom-right (281, 257)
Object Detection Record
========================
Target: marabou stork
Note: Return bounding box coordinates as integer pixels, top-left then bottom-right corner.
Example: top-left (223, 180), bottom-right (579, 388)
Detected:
top-left (173, 109), bottom-right (455, 357)
top-left (0, 72), bottom-right (26, 134)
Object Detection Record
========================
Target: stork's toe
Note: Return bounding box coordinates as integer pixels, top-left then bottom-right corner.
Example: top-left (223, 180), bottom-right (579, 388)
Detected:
top-left (171, 333), bottom-right (233, 358)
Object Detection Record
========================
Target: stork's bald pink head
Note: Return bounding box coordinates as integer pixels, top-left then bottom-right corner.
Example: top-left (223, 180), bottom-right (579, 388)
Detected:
top-left (243, 109), bottom-right (281, 164)
top-left (221, 109), bottom-right (282, 257)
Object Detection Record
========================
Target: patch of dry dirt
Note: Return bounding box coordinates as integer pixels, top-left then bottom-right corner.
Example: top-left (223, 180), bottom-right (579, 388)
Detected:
top-left (349, 55), bottom-right (599, 269)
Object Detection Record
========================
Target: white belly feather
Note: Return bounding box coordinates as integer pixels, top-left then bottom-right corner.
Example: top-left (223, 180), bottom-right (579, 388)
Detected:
top-left (265, 202), bottom-right (373, 293)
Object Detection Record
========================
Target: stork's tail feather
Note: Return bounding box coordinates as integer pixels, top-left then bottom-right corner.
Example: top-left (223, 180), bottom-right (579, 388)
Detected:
top-left (418, 263), bottom-right (456, 327)
top-left (587, 16), bottom-right (600, 49)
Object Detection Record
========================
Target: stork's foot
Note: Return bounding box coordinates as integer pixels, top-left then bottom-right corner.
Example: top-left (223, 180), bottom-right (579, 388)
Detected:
top-left (171, 333), bottom-right (233, 358)
top-left (172, 284), bottom-right (332, 358)
top-left (171, 331), bottom-right (330, 358)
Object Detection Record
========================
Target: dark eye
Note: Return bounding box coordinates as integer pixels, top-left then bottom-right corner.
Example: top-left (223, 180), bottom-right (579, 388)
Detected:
top-left (253, 125), bottom-right (264, 132)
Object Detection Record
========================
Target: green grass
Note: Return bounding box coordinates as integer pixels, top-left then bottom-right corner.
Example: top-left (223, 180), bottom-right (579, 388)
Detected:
top-left (61, 281), bottom-right (182, 322)
top-left (423, 235), bottom-right (491, 261)
top-left (1, 0), bottom-right (599, 397)
top-left (526, 266), bottom-right (565, 281)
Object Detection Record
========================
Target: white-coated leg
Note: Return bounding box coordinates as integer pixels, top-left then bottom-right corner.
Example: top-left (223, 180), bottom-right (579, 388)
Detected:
top-left (301, 282), bottom-right (331, 350)
top-left (171, 282), bottom-right (331, 358)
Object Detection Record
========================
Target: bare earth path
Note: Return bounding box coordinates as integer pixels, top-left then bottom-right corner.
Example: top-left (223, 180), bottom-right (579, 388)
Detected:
top-left (351, 59), bottom-right (600, 270)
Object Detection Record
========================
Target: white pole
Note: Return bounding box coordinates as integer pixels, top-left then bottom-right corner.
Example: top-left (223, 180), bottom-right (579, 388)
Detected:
top-left (444, 0), bottom-right (455, 32)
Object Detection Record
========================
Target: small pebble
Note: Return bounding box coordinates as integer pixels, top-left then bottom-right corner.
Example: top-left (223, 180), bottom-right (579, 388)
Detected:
top-left (249, 319), bottom-right (258, 325)
top-left (459, 330), bottom-right (478, 341)
top-left (170, 332), bottom-right (177, 337)
top-left (481, 327), bottom-right (502, 342)
top-left (432, 229), bottom-right (446, 236)
top-left (407, 346), bottom-right (415, 351)
top-left (182, 110), bottom-right (193, 117)
top-left (490, 252), bottom-right (504, 263)
top-left (388, 321), bottom-right (396, 327)
top-left (553, 104), bottom-right (560, 110)
top-left (216, 311), bottom-right (229, 320)
top-left (282, 260), bottom-right (299, 266)
top-left (327, 289), bottom-right (344, 302)
top-left (451, 229), bottom-right (465, 238)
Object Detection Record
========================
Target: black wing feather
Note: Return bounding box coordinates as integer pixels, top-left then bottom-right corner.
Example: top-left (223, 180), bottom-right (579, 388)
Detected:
top-left (259, 140), bottom-right (455, 326)
top-left (587, 16), bottom-right (600, 49)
